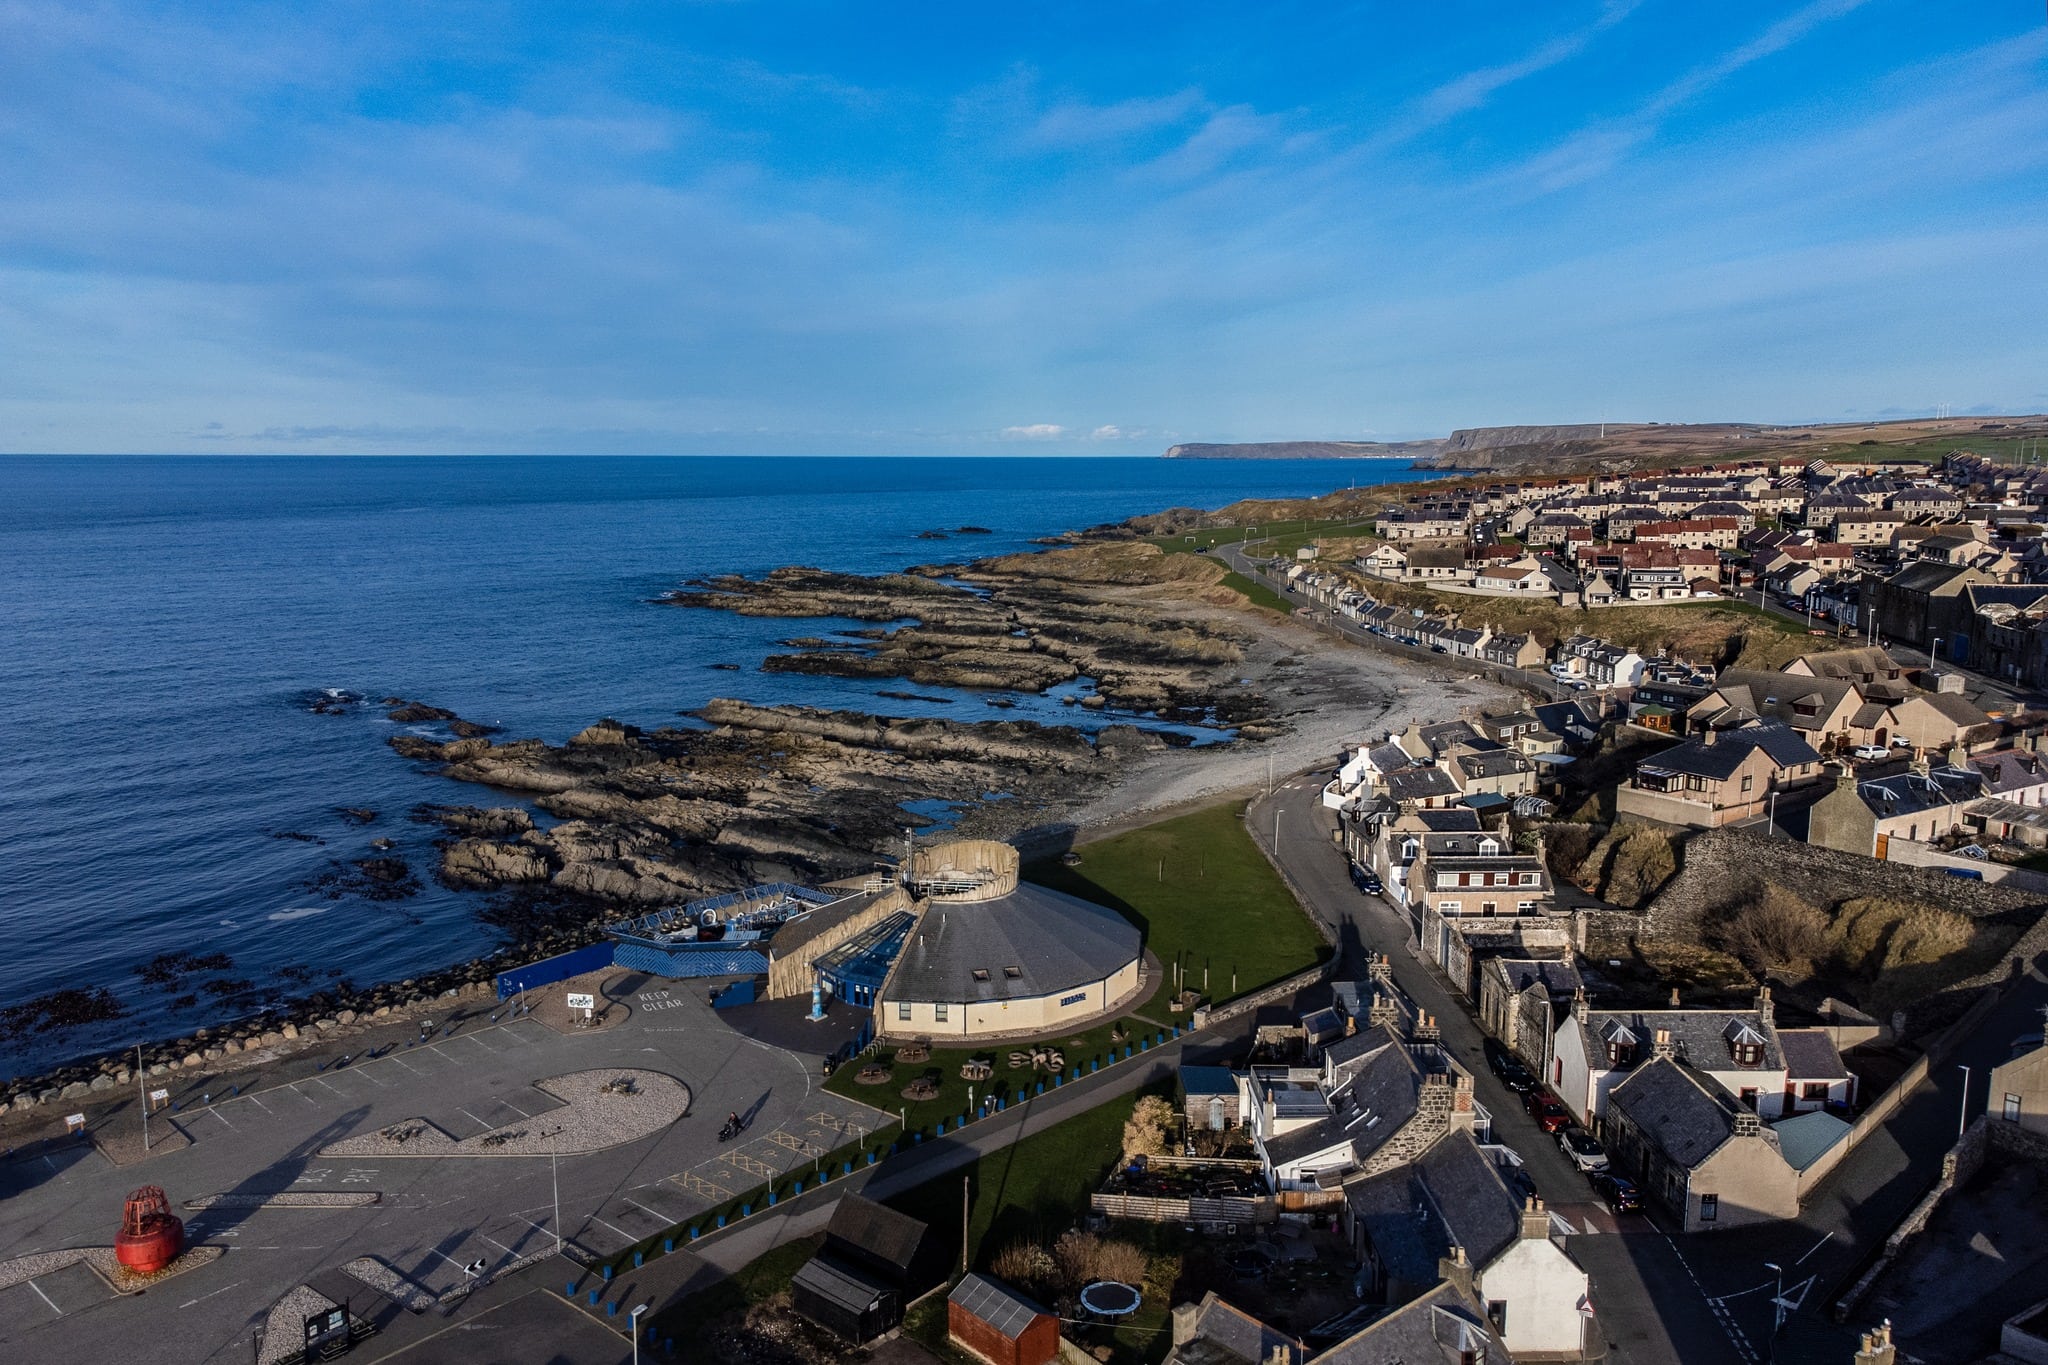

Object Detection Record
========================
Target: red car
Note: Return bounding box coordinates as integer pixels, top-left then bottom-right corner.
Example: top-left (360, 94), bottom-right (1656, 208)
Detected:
top-left (1525, 1090), bottom-right (1571, 1134)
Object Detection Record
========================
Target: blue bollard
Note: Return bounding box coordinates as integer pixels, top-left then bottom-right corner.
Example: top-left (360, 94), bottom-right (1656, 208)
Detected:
top-left (664, 1239), bottom-right (673, 1255)
top-left (936, 1119), bottom-right (945, 1136)
top-left (690, 1226), bottom-right (700, 1240)
top-left (768, 1191), bottom-right (777, 1206)
top-left (1141, 1038), bottom-right (1149, 1051)
top-left (633, 1252), bottom-right (642, 1268)
top-left (567, 1282), bottom-right (576, 1297)
top-left (913, 1131), bottom-right (923, 1144)
top-left (867, 1150), bottom-right (877, 1165)
top-left (589, 1289), bottom-right (600, 1305)
top-left (716, 1214), bottom-right (726, 1229)
top-left (1055, 1073), bottom-right (1063, 1087)
top-left (1036, 1081), bottom-right (1044, 1095)
top-left (844, 1160), bottom-right (853, 1175)
top-left (996, 1098), bottom-right (1005, 1112)
top-left (793, 1180), bottom-right (803, 1195)
top-left (602, 1265), bottom-right (612, 1282)
top-left (607, 1301), bottom-right (617, 1319)
top-left (1091, 1058), bottom-right (1099, 1072)
top-left (741, 1203), bottom-right (751, 1217)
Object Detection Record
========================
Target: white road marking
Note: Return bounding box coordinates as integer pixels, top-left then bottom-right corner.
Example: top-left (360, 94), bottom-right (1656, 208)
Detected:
top-left (496, 1096), bottom-right (534, 1119)
top-left (458, 1107), bottom-right (492, 1131)
top-left (387, 1054), bottom-right (426, 1077)
top-left (590, 1214), bottom-right (635, 1241)
top-left (514, 1215), bottom-right (553, 1237)
top-left (247, 1094), bottom-right (274, 1116)
top-left (28, 1280), bottom-right (63, 1315)
top-left (1795, 1230), bottom-right (1834, 1265)
top-left (425, 1043), bottom-right (456, 1062)
top-left (479, 1233), bottom-right (517, 1256)
top-left (292, 1084), bottom-right (318, 1105)
top-left (178, 1280), bottom-right (246, 1309)
top-left (465, 1033), bottom-right (501, 1054)
top-left (623, 1197), bottom-right (668, 1221)
top-left (210, 1107), bottom-right (236, 1130)
top-left (312, 1076), bottom-right (349, 1098)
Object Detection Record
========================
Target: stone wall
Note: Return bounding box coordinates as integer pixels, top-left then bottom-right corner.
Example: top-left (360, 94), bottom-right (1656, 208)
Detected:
top-left (1641, 826), bottom-right (2048, 942)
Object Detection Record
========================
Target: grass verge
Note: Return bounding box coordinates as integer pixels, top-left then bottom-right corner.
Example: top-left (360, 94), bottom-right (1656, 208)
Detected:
top-left (1028, 800), bottom-right (1327, 1006)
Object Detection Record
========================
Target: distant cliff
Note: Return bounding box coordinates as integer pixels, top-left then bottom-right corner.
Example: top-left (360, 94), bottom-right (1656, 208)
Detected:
top-left (1162, 439), bottom-right (1448, 461)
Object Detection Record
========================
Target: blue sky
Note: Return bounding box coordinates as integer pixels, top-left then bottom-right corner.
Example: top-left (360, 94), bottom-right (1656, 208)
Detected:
top-left (2, 1), bottom-right (2044, 454)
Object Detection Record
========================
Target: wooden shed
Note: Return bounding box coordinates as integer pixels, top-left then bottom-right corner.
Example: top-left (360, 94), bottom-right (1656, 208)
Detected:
top-left (790, 1196), bottom-right (929, 1344)
top-left (949, 1272), bottom-right (1060, 1365)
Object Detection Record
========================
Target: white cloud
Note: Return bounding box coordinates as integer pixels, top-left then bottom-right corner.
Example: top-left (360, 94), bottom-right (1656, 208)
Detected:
top-left (1000, 423), bottom-right (1066, 440)
top-left (1089, 424), bottom-right (1125, 440)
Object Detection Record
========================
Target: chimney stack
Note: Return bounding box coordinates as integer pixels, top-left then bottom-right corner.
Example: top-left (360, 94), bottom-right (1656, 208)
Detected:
top-left (1519, 1196), bottom-right (1551, 1240)
top-left (1853, 1321), bottom-right (1896, 1365)
top-left (1451, 1074), bottom-right (1477, 1131)
top-left (1702, 726), bottom-right (1717, 747)
top-left (1756, 984), bottom-right (1775, 1026)
top-left (1413, 1012), bottom-right (1441, 1045)
top-left (1171, 1304), bottom-right (1201, 1348)
top-left (1669, 986), bottom-right (1682, 1009)
top-left (1651, 1028), bottom-right (1676, 1062)
top-left (1437, 1245), bottom-right (1475, 1297)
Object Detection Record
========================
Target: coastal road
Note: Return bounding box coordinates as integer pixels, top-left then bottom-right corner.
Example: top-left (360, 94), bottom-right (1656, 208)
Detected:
top-left (1216, 544), bottom-right (1578, 704)
top-left (1247, 773), bottom-right (1745, 1365)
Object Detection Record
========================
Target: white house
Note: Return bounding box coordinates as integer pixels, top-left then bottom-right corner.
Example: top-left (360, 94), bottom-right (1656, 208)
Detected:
top-left (1477, 1200), bottom-right (1594, 1359)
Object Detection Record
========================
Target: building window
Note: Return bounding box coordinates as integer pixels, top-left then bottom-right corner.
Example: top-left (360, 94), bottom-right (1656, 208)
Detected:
top-left (971, 969), bottom-right (990, 982)
top-left (1739, 1088), bottom-right (1759, 1110)
top-left (1740, 774), bottom-right (1754, 794)
top-left (1060, 991), bottom-right (1088, 1007)
top-left (2006, 1092), bottom-right (2023, 1122)
top-left (1004, 966), bottom-right (1022, 979)
top-left (1487, 1301), bottom-right (1508, 1333)
top-left (934, 1003), bottom-right (949, 1023)
top-left (1802, 1082), bottom-right (1830, 1101)
top-left (1481, 902), bottom-right (1497, 916)
top-left (1699, 1193), bottom-right (1719, 1222)
top-left (897, 1001), bottom-right (911, 1021)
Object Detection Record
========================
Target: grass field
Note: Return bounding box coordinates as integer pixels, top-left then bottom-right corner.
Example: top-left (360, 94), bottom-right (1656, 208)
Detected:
top-left (1217, 567), bottom-right (1294, 613)
top-left (1028, 800), bottom-right (1327, 1005)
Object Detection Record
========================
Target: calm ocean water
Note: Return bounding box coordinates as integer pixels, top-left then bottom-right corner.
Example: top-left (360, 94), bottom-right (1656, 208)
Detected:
top-left (0, 454), bottom-right (1425, 1074)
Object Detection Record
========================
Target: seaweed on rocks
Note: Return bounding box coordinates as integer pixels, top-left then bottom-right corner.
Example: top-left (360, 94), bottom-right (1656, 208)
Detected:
top-left (136, 951), bottom-right (235, 986)
top-left (0, 988), bottom-right (126, 1041)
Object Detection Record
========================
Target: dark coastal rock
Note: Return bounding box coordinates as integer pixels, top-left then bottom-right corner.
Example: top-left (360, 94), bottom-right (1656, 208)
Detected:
top-left (136, 951), bottom-right (234, 986)
top-left (448, 719), bottom-right (498, 739)
top-left (0, 987), bottom-right (126, 1041)
top-left (336, 806), bottom-right (379, 824)
top-left (442, 837), bottom-right (557, 888)
top-left (955, 526), bottom-right (993, 534)
top-left (413, 804), bottom-right (536, 839)
top-left (269, 829), bottom-right (326, 845)
top-left (386, 702), bottom-right (456, 723)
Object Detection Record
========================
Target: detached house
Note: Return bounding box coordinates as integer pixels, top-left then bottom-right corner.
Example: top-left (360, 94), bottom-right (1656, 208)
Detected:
top-left (1482, 632), bottom-right (1548, 670)
top-left (1805, 762), bottom-right (1982, 858)
top-left (1613, 722), bottom-right (1822, 829)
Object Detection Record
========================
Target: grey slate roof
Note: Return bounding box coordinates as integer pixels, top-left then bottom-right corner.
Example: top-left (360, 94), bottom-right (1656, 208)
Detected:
top-left (1608, 1058), bottom-right (1756, 1169)
top-left (1316, 1280), bottom-right (1511, 1365)
top-left (824, 1194), bottom-right (925, 1276)
top-left (1972, 749), bottom-right (2048, 797)
top-left (1343, 1130), bottom-right (1522, 1288)
top-left (1854, 768), bottom-right (1980, 819)
top-left (792, 1255), bottom-right (889, 1313)
top-left (1176, 1295), bottom-right (1306, 1365)
top-left (882, 880), bottom-right (1140, 1003)
top-left (949, 1273), bottom-right (1050, 1339)
top-left (1258, 1031), bottom-right (1426, 1171)
top-left (1575, 1008), bottom-right (1784, 1074)
top-left (1412, 809), bottom-right (1483, 832)
top-left (1493, 957), bottom-right (1584, 997)
top-left (1776, 1028), bottom-right (1848, 1081)
top-left (1382, 766), bottom-right (1461, 803)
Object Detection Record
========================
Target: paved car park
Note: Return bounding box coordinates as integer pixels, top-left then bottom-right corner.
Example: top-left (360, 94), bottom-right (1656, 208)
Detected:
top-left (0, 981), bottom-right (888, 1363)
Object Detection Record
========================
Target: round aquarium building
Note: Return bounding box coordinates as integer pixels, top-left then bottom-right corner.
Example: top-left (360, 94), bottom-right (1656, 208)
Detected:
top-left (873, 840), bottom-right (1144, 1040)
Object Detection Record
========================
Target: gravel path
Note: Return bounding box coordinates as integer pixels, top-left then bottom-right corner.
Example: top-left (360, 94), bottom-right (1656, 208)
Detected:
top-left (342, 1256), bottom-right (437, 1312)
top-left (0, 1247), bottom-right (90, 1291)
top-left (184, 1192), bottom-right (381, 1209)
top-left (257, 1285), bottom-right (342, 1365)
top-left (316, 1068), bottom-right (689, 1159)
top-left (84, 1244), bottom-right (225, 1293)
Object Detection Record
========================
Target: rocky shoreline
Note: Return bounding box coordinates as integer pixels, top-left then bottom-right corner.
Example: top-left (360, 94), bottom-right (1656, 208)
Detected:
top-left (0, 492), bottom-right (1504, 1110)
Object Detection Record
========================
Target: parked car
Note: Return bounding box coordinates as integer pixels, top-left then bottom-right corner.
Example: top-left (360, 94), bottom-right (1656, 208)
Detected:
top-left (1360, 873), bottom-right (1384, 895)
top-left (1483, 1039), bottom-right (1537, 1094)
top-left (1852, 745), bottom-right (1890, 760)
top-left (1557, 1126), bottom-right (1609, 1173)
top-left (1590, 1172), bottom-right (1642, 1214)
top-left (1524, 1090), bottom-right (1571, 1134)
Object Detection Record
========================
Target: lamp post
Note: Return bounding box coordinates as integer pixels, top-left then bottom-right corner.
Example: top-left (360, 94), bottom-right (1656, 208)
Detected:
top-left (1930, 637), bottom-right (1944, 672)
top-left (1764, 1260), bottom-right (1785, 1360)
top-left (1767, 791), bottom-right (1779, 838)
top-left (630, 1303), bottom-right (648, 1365)
top-left (542, 1125), bottom-right (564, 1253)
top-left (1957, 1065), bottom-right (1972, 1139)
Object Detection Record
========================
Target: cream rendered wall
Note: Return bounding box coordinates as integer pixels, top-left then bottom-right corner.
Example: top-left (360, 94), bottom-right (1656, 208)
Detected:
top-left (1477, 1237), bottom-right (1589, 1359)
top-left (877, 957), bottom-right (1140, 1041)
top-left (1687, 1136), bottom-right (1800, 1230)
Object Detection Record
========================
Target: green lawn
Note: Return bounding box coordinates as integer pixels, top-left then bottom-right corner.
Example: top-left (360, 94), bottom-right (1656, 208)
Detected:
top-left (1028, 800), bottom-right (1327, 1006)
top-left (1218, 568), bottom-right (1295, 614)
top-left (648, 1233), bottom-right (821, 1361)
top-left (887, 1088), bottom-right (1179, 1365)
top-left (823, 1011), bottom-right (1165, 1137)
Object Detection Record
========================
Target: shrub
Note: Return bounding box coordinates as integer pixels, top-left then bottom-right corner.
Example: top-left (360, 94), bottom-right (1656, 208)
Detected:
top-left (1121, 1095), bottom-right (1174, 1162)
top-left (1053, 1230), bottom-right (1102, 1288)
top-left (1093, 1239), bottom-right (1150, 1286)
top-left (1603, 825), bottom-right (1677, 908)
top-left (990, 1240), bottom-right (1058, 1295)
top-left (1542, 824), bottom-right (1596, 887)
top-left (1712, 888), bottom-right (1830, 975)
top-left (1831, 897), bottom-right (1973, 975)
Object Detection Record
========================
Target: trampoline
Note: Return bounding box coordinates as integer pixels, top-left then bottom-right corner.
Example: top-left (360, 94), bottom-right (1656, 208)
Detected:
top-left (1079, 1281), bottom-right (1142, 1318)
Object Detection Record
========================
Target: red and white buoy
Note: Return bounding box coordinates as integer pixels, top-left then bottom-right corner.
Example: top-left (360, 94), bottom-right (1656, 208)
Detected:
top-left (114, 1186), bottom-right (184, 1275)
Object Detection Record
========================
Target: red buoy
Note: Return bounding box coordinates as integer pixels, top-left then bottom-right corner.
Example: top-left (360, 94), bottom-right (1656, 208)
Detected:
top-left (114, 1185), bottom-right (184, 1275)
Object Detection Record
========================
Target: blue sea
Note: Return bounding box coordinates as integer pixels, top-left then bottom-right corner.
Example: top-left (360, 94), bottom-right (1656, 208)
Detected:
top-left (0, 455), bottom-right (1426, 1075)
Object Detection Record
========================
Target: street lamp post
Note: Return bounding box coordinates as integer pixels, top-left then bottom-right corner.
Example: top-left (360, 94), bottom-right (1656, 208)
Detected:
top-left (630, 1303), bottom-right (648, 1365)
top-left (1764, 1260), bottom-right (1785, 1360)
top-left (1957, 1065), bottom-right (1972, 1139)
top-left (542, 1125), bottom-right (564, 1254)
top-left (1768, 791), bottom-right (1779, 838)
top-left (1930, 637), bottom-right (1943, 672)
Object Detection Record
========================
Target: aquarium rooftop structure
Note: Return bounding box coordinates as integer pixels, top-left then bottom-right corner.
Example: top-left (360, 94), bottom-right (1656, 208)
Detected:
top-left (606, 882), bottom-right (845, 950)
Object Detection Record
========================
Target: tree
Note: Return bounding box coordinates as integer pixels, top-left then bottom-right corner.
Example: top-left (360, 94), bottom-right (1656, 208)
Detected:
top-left (1120, 1095), bottom-right (1174, 1162)
top-left (1542, 823), bottom-right (1596, 887)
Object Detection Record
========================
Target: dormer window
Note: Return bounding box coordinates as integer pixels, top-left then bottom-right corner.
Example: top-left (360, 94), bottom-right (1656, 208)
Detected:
top-left (1725, 1019), bottom-right (1768, 1066)
top-left (971, 969), bottom-right (990, 983)
top-left (1004, 966), bottom-right (1022, 979)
